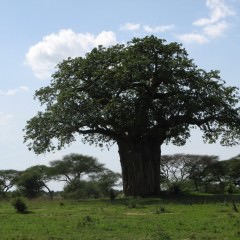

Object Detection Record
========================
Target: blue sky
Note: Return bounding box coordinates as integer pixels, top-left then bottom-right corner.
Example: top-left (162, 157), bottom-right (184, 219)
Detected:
top-left (0, 0), bottom-right (240, 178)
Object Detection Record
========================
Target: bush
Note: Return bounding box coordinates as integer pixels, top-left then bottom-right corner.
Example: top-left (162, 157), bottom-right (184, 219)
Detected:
top-left (225, 182), bottom-right (237, 194)
top-left (168, 182), bottom-right (183, 194)
top-left (109, 188), bottom-right (116, 201)
top-left (77, 215), bottom-right (97, 228)
top-left (12, 197), bottom-right (28, 213)
top-left (63, 180), bottom-right (102, 199)
top-left (126, 198), bottom-right (138, 208)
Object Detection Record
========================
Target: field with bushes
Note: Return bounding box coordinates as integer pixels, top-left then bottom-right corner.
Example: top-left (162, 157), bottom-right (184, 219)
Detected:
top-left (1, 195), bottom-right (240, 240)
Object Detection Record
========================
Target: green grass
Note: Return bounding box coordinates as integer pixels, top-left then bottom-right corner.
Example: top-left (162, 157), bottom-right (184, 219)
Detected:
top-left (0, 196), bottom-right (240, 239)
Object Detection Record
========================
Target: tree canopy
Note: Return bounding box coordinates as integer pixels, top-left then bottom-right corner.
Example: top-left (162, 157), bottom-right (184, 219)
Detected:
top-left (0, 170), bottom-right (19, 194)
top-left (24, 35), bottom-right (240, 196)
top-left (49, 153), bottom-right (105, 184)
top-left (24, 36), bottom-right (240, 153)
top-left (15, 167), bottom-right (46, 198)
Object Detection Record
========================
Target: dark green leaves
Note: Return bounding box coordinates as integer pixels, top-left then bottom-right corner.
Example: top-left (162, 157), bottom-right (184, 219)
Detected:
top-left (24, 35), bottom-right (240, 154)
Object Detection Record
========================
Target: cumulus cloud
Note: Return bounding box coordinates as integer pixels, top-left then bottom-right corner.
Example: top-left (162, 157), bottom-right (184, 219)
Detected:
top-left (119, 23), bottom-right (140, 31)
top-left (178, 0), bottom-right (235, 44)
top-left (143, 24), bottom-right (175, 33)
top-left (25, 29), bottom-right (117, 80)
top-left (0, 86), bottom-right (29, 96)
top-left (120, 22), bottom-right (174, 33)
top-left (178, 33), bottom-right (209, 44)
top-left (203, 20), bottom-right (228, 38)
top-left (193, 0), bottom-right (234, 26)
top-left (19, 86), bottom-right (29, 92)
top-left (0, 112), bottom-right (14, 126)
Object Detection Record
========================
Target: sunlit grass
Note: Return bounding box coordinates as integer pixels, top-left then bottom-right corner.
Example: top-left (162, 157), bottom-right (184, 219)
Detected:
top-left (0, 196), bottom-right (240, 239)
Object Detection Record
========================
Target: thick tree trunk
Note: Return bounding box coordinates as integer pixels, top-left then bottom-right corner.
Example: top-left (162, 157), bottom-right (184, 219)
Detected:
top-left (117, 138), bottom-right (161, 197)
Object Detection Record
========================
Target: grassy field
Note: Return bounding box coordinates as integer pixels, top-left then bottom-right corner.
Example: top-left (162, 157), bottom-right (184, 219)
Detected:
top-left (1, 195), bottom-right (240, 240)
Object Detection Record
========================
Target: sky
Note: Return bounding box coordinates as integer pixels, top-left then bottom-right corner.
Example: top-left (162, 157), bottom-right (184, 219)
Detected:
top-left (0, 0), bottom-right (240, 181)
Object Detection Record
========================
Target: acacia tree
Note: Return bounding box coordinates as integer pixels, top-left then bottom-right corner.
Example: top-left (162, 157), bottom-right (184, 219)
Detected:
top-left (26, 165), bottom-right (54, 199)
top-left (24, 36), bottom-right (240, 197)
top-left (0, 170), bottom-right (19, 195)
top-left (16, 168), bottom-right (44, 198)
top-left (49, 153), bottom-right (105, 185)
top-left (218, 155), bottom-right (240, 185)
top-left (161, 154), bottom-right (218, 191)
top-left (89, 169), bottom-right (121, 196)
top-left (15, 165), bottom-right (54, 199)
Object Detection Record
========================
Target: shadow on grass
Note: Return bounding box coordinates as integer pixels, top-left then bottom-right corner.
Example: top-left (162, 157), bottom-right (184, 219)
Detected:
top-left (159, 192), bottom-right (240, 204)
top-left (102, 193), bottom-right (240, 206)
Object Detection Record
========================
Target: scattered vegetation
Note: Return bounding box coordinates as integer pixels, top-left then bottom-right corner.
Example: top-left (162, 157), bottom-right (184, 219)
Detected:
top-left (0, 197), bottom-right (239, 239)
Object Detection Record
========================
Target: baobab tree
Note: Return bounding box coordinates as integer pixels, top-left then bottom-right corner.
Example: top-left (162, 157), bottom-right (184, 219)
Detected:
top-left (24, 36), bottom-right (240, 196)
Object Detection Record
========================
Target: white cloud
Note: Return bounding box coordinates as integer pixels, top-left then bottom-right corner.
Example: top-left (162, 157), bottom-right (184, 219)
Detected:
top-left (0, 112), bottom-right (14, 126)
top-left (120, 23), bottom-right (140, 31)
top-left (19, 86), bottom-right (29, 92)
top-left (25, 29), bottom-right (117, 80)
top-left (194, 0), bottom-right (234, 26)
top-left (143, 24), bottom-right (175, 33)
top-left (178, 33), bottom-right (209, 44)
top-left (0, 86), bottom-right (30, 96)
top-left (5, 89), bottom-right (19, 96)
top-left (179, 0), bottom-right (234, 44)
top-left (203, 20), bottom-right (228, 38)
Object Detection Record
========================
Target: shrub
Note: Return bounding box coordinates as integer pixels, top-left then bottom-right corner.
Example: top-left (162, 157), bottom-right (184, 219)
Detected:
top-left (12, 197), bottom-right (28, 213)
top-left (127, 198), bottom-right (138, 208)
top-left (156, 206), bottom-right (167, 214)
top-left (109, 188), bottom-right (116, 201)
top-left (225, 182), bottom-right (237, 194)
top-left (63, 180), bottom-right (102, 199)
top-left (77, 215), bottom-right (97, 228)
top-left (168, 182), bottom-right (183, 194)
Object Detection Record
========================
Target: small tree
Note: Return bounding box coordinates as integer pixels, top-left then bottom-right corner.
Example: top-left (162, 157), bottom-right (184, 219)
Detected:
top-left (51, 154), bottom-right (121, 198)
top-left (49, 153), bottom-right (105, 186)
top-left (161, 154), bottom-right (219, 192)
top-left (89, 169), bottom-right (121, 196)
top-left (15, 168), bottom-right (45, 198)
top-left (0, 170), bottom-right (19, 196)
top-left (219, 155), bottom-right (240, 186)
top-left (25, 165), bottom-right (54, 199)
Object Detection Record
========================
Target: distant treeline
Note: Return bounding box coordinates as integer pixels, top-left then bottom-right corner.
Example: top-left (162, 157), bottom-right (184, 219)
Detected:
top-left (161, 154), bottom-right (240, 194)
top-left (1, 153), bottom-right (240, 200)
top-left (0, 153), bottom-right (121, 199)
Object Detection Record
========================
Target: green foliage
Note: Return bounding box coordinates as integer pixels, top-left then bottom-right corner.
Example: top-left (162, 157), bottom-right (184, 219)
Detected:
top-left (63, 180), bottom-right (102, 199)
top-left (219, 155), bottom-right (240, 184)
top-left (0, 170), bottom-right (19, 195)
top-left (23, 35), bottom-right (240, 196)
top-left (49, 153), bottom-right (120, 199)
top-left (24, 35), bottom-right (240, 154)
top-left (49, 153), bottom-right (105, 184)
top-left (11, 197), bottom-right (28, 213)
top-left (89, 169), bottom-right (121, 196)
top-left (15, 170), bottom-right (45, 198)
top-left (109, 188), bottom-right (116, 200)
top-left (168, 182), bottom-right (184, 194)
top-left (160, 154), bottom-right (240, 194)
top-left (225, 182), bottom-right (237, 194)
